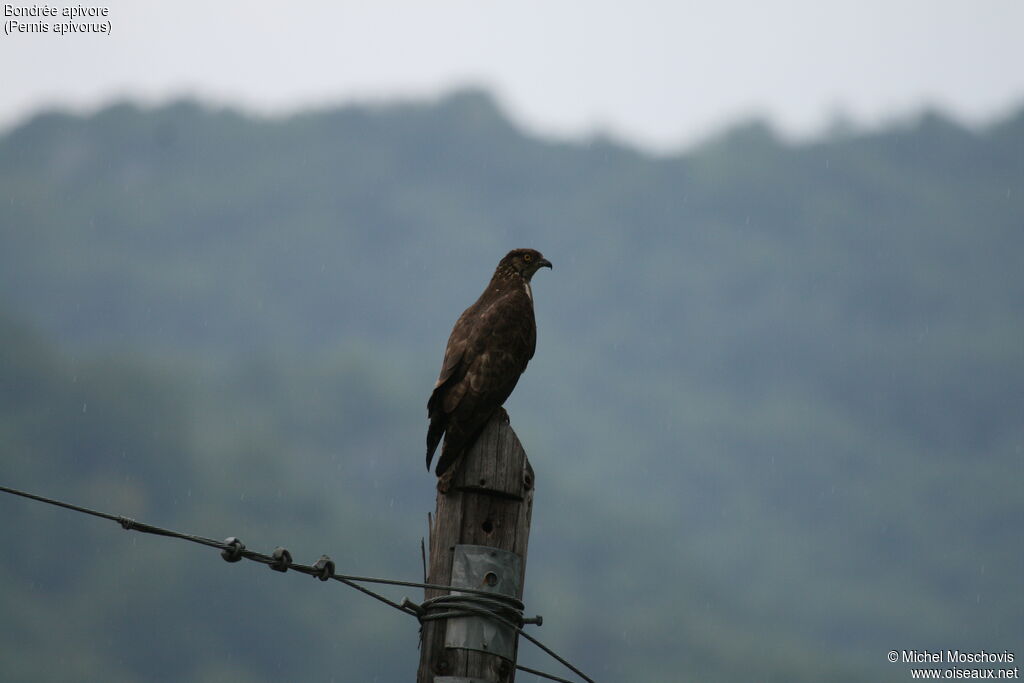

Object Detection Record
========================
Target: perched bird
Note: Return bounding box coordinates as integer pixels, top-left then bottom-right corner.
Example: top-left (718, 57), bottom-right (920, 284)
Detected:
top-left (426, 248), bottom-right (552, 486)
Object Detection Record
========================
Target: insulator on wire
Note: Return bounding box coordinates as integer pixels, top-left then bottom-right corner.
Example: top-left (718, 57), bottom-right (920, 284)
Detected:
top-left (270, 546), bottom-right (292, 572)
top-left (221, 537), bottom-right (245, 563)
top-left (312, 554), bottom-right (335, 581)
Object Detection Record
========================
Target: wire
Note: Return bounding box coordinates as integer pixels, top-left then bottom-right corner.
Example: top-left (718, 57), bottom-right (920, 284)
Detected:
top-left (516, 663), bottom-right (583, 683)
top-left (408, 595), bottom-right (594, 683)
top-left (0, 483), bottom-right (594, 683)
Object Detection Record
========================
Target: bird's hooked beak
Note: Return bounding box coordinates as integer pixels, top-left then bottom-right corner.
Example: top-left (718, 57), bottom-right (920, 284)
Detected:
top-left (538, 257), bottom-right (553, 270)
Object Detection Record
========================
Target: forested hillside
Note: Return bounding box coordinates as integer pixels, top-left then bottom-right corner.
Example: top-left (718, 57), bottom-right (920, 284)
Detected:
top-left (2, 90), bottom-right (1022, 681)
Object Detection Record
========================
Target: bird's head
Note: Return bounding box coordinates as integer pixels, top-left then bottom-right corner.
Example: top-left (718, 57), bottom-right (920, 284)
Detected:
top-left (501, 248), bottom-right (553, 282)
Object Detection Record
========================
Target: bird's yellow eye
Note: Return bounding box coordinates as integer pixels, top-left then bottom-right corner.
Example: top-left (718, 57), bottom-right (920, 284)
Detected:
top-left (523, 253), bottom-right (533, 262)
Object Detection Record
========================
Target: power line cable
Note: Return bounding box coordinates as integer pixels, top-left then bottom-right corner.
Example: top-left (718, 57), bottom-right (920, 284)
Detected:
top-left (516, 663), bottom-right (583, 683)
top-left (0, 483), bottom-right (594, 683)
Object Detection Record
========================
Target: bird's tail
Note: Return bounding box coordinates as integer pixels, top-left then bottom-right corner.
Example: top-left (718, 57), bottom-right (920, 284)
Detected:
top-left (426, 418), bottom-right (445, 471)
top-left (433, 445), bottom-right (459, 477)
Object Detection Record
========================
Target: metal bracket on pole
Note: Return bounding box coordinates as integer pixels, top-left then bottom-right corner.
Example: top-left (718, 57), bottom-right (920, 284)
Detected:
top-left (444, 544), bottom-right (522, 661)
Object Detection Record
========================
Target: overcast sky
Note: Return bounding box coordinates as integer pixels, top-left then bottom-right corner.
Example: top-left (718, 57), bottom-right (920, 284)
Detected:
top-left (2, 0), bottom-right (1023, 151)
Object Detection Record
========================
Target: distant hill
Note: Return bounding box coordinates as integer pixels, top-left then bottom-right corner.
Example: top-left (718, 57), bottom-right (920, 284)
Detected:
top-left (1, 89), bottom-right (1022, 681)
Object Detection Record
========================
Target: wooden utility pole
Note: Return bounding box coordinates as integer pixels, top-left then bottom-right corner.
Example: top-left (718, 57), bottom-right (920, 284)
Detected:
top-left (417, 411), bottom-right (535, 683)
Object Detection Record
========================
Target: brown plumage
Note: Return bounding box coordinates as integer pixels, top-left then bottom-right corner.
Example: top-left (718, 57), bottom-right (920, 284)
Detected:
top-left (426, 248), bottom-right (552, 482)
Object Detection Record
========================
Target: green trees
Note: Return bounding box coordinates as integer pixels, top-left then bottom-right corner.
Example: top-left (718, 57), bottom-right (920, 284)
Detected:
top-left (1, 91), bottom-right (1021, 680)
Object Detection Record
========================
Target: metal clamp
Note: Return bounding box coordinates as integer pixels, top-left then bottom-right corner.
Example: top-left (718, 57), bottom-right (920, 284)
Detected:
top-left (444, 544), bottom-right (522, 662)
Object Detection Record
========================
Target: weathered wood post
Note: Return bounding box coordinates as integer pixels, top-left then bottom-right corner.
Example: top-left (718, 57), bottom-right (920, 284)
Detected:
top-left (417, 411), bottom-right (535, 682)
